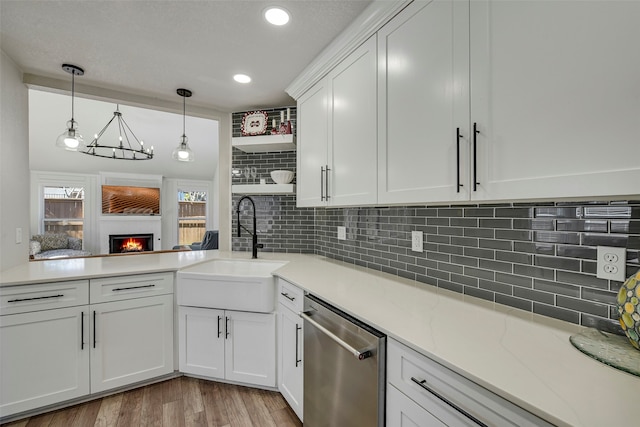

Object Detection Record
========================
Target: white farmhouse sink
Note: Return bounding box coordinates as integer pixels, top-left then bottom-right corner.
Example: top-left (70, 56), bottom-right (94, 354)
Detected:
top-left (177, 259), bottom-right (286, 313)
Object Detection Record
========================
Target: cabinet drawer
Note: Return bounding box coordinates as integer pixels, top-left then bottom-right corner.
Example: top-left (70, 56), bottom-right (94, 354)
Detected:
top-left (0, 281), bottom-right (89, 315)
top-left (388, 339), bottom-right (552, 427)
top-left (277, 278), bottom-right (304, 313)
top-left (90, 272), bottom-right (174, 303)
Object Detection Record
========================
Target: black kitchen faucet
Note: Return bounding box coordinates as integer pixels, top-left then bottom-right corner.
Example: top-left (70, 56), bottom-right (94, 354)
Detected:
top-left (236, 195), bottom-right (263, 258)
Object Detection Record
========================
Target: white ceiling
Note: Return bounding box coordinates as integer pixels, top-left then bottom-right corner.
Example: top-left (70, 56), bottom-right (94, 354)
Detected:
top-left (2, 0), bottom-right (372, 181)
top-left (0, 0), bottom-right (372, 112)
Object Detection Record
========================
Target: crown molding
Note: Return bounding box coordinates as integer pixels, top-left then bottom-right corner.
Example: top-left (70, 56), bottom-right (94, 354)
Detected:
top-left (285, 0), bottom-right (411, 100)
top-left (22, 73), bottom-right (226, 120)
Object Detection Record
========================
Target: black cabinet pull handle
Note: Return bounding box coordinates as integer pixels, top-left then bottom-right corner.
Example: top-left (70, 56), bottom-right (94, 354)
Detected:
top-left (112, 284), bottom-right (155, 292)
top-left (81, 311), bottom-right (85, 350)
top-left (7, 294), bottom-right (64, 303)
top-left (93, 310), bottom-right (97, 349)
top-left (411, 377), bottom-right (487, 427)
top-left (280, 292), bottom-right (295, 302)
top-left (295, 324), bottom-right (302, 367)
top-left (217, 315), bottom-right (222, 338)
top-left (320, 166), bottom-right (325, 201)
top-left (473, 122), bottom-right (480, 191)
top-left (456, 127), bottom-right (463, 193)
top-left (325, 165), bottom-right (330, 200)
top-left (225, 316), bottom-right (230, 339)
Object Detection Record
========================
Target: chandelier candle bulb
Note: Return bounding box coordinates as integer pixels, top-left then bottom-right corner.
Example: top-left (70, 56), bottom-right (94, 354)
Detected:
top-left (286, 107), bottom-right (290, 121)
top-left (280, 110), bottom-right (284, 123)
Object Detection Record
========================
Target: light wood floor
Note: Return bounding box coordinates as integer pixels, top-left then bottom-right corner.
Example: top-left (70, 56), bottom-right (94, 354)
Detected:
top-left (1, 377), bottom-right (302, 427)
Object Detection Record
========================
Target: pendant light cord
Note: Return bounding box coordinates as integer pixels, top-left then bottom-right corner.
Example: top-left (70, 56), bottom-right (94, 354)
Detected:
top-left (71, 72), bottom-right (75, 123)
top-left (182, 94), bottom-right (186, 137)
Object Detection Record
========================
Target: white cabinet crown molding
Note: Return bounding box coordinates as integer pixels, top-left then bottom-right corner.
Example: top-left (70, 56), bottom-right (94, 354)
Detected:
top-left (285, 0), bottom-right (411, 100)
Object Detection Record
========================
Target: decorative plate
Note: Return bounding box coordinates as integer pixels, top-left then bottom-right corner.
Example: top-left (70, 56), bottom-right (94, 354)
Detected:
top-left (241, 111), bottom-right (268, 136)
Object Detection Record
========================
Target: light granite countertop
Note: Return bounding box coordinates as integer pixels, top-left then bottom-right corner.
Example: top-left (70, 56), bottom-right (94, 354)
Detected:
top-left (2, 251), bottom-right (638, 426)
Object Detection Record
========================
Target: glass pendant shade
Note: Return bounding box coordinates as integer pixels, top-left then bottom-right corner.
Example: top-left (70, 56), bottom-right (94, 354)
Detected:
top-left (56, 64), bottom-right (84, 152)
top-left (55, 119), bottom-right (85, 151)
top-left (172, 135), bottom-right (194, 162)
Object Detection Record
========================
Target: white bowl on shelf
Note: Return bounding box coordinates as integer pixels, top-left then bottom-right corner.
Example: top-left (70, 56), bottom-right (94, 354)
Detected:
top-left (270, 170), bottom-right (294, 184)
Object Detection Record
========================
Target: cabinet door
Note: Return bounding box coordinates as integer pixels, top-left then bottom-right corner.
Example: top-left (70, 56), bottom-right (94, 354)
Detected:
top-left (178, 306), bottom-right (225, 379)
top-left (0, 307), bottom-right (89, 417)
top-left (328, 35), bottom-right (378, 206)
top-left (278, 305), bottom-right (303, 421)
top-left (378, 0), bottom-right (470, 204)
top-left (225, 311), bottom-right (276, 387)
top-left (90, 294), bottom-right (174, 393)
top-left (297, 79), bottom-right (329, 207)
top-left (387, 384), bottom-right (447, 427)
top-left (470, 0), bottom-right (640, 201)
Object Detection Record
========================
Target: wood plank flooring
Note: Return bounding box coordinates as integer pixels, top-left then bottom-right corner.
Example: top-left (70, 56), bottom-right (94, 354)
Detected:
top-left (1, 378), bottom-right (302, 427)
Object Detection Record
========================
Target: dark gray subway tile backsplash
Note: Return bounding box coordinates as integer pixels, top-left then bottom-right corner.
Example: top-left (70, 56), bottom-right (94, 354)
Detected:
top-left (231, 110), bottom-right (640, 335)
top-left (316, 201), bottom-right (640, 335)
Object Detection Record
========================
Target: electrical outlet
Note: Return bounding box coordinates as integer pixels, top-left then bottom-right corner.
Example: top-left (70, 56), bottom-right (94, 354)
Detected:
top-left (411, 231), bottom-right (423, 253)
top-left (15, 228), bottom-right (22, 244)
top-left (337, 226), bottom-right (346, 240)
top-left (596, 246), bottom-right (626, 281)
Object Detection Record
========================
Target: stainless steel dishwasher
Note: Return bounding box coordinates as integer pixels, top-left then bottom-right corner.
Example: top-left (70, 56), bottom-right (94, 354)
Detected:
top-left (300, 294), bottom-right (386, 426)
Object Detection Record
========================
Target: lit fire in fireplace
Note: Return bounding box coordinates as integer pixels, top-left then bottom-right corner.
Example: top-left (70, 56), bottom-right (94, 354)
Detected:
top-left (121, 238), bottom-right (144, 252)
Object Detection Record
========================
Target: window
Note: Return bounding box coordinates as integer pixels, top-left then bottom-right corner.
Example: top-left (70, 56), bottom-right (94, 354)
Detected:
top-left (43, 186), bottom-right (84, 239)
top-left (178, 190), bottom-right (207, 245)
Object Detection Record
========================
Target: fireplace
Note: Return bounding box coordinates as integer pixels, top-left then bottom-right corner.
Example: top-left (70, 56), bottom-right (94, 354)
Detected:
top-left (109, 233), bottom-right (154, 254)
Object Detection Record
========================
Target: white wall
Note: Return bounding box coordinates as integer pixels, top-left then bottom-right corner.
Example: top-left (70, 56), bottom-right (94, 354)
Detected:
top-left (0, 51), bottom-right (30, 271)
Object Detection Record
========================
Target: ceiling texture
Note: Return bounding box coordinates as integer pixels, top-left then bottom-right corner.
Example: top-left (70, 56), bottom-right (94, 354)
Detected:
top-left (1, 0), bottom-right (372, 180)
top-left (0, 0), bottom-right (372, 112)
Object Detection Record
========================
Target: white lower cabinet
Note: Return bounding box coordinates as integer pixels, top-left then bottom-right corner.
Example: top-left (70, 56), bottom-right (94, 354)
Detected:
top-left (0, 306), bottom-right (90, 417)
top-left (90, 294), bottom-right (174, 393)
top-left (0, 274), bottom-right (174, 419)
top-left (276, 278), bottom-right (304, 421)
top-left (387, 339), bottom-right (552, 427)
top-left (387, 384), bottom-right (446, 427)
top-left (179, 306), bottom-right (276, 388)
top-left (278, 304), bottom-right (303, 420)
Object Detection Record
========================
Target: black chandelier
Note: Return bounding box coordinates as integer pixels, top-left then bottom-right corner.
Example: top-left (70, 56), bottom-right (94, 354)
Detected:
top-left (81, 105), bottom-right (153, 160)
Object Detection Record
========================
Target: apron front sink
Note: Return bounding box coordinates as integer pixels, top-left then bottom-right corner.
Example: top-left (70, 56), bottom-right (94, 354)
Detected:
top-left (177, 259), bottom-right (286, 313)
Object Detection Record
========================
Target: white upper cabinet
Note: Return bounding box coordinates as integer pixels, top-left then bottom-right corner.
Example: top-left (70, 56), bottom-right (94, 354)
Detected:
top-left (296, 0), bottom-right (640, 206)
top-left (378, 0), bottom-right (470, 205)
top-left (329, 35), bottom-right (378, 206)
top-left (297, 79), bottom-right (329, 207)
top-left (470, 0), bottom-right (640, 201)
top-left (297, 36), bottom-right (378, 207)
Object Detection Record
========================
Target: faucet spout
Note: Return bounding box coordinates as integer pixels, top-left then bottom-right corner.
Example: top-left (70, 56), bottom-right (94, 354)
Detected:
top-left (236, 195), bottom-right (262, 258)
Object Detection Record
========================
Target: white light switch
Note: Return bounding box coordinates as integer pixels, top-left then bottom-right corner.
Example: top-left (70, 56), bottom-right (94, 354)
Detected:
top-left (337, 226), bottom-right (346, 240)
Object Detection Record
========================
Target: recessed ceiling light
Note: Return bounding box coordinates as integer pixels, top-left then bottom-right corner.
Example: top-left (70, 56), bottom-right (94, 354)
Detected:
top-left (264, 7), bottom-right (290, 26)
top-left (234, 74), bottom-right (251, 84)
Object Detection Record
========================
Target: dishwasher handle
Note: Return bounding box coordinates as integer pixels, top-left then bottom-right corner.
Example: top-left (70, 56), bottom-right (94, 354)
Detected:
top-left (299, 311), bottom-right (372, 360)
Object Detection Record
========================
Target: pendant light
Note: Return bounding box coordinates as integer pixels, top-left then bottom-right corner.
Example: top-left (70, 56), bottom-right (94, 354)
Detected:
top-left (172, 88), bottom-right (194, 162)
top-left (55, 64), bottom-right (85, 151)
top-left (81, 105), bottom-right (153, 160)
